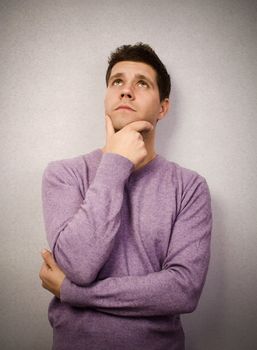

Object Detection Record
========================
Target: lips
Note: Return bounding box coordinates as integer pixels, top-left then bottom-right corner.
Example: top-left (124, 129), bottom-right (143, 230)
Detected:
top-left (115, 105), bottom-right (136, 111)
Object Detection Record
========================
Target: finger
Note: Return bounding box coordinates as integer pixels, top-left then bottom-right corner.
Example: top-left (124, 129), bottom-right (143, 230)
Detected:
top-left (41, 280), bottom-right (49, 290)
top-left (39, 262), bottom-right (48, 281)
top-left (123, 120), bottom-right (154, 133)
top-left (41, 249), bottom-right (56, 269)
top-left (105, 115), bottom-right (115, 141)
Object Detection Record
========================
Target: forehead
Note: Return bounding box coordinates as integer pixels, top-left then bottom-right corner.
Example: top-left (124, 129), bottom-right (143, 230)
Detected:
top-left (110, 61), bottom-right (157, 83)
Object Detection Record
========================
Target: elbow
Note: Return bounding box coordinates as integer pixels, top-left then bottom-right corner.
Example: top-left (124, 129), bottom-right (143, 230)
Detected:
top-left (182, 299), bottom-right (198, 314)
top-left (53, 244), bottom-right (97, 287)
top-left (165, 282), bottom-right (200, 315)
top-left (162, 290), bottom-right (199, 316)
top-left (66, 268), bottom-right (97, 287)
top-left (179, 288), bottom-right (200, 314)
top-left (166, 267), bottom-right (205, 315)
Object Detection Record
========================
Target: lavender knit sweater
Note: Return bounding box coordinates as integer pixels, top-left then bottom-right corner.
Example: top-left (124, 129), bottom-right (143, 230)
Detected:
top-left (42, 148), bottom-right (212, 350)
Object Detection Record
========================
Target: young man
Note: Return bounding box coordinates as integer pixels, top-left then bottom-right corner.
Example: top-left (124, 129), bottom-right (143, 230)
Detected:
top-left (39, 43), bottom-right (212, 350)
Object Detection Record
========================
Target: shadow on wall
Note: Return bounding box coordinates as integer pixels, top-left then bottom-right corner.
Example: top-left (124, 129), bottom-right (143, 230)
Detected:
top-left (182, 196), bottom-right (227, 350)
top-left (155, 76), bottom-right (179, 158)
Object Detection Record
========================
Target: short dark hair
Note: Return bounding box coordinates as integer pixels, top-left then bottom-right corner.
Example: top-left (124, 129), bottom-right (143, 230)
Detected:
top-left (105, 43), bottom-right (171, 101)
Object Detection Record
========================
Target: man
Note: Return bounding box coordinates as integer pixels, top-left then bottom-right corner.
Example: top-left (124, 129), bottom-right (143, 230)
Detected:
top-left (39, 43), bottom-right (212, 350)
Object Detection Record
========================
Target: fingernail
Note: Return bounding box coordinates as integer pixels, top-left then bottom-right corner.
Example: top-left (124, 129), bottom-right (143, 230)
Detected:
top-left (41, 248), bottom-right (48, 255)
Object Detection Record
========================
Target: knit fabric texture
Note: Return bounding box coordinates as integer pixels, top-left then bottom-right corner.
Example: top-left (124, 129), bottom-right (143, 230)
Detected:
top-left (42, 148), bottom-right (212, 350)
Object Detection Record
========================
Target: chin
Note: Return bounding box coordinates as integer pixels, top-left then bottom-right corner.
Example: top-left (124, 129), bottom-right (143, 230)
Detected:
top-left (109, 112), bottom-right (136, 130)
top-left (113, 120), bottom-right (130, 131)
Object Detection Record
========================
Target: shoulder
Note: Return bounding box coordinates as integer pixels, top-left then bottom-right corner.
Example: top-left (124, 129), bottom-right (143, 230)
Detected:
top-left (159, 156), bottom-right (208, 188)
top-left (42, 149), bottom-right (101, 185)
top-left (159, 157), bottom-right (211, 210)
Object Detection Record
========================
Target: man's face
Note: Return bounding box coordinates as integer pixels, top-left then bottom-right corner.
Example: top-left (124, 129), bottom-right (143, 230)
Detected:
top-left (104, 61), bottom-right (169, 132)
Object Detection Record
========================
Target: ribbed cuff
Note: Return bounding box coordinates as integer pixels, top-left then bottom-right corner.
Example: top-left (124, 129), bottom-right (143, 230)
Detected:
top-left (94, 152), bottom-right (134, 187)
top-left (61, 277), bottom-right (92, 307)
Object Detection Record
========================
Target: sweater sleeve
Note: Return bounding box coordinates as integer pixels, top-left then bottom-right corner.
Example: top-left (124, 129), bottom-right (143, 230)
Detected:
top-left (42, 152), bottom-right (134, 286)
top-left (60, 179), bottom-right (212, 317)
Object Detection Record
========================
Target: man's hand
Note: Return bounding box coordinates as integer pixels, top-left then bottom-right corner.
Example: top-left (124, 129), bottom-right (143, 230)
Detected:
top-left (103, 115), bottom-right (153, 167)
top-left (39, 249), bottom-right (65, 299)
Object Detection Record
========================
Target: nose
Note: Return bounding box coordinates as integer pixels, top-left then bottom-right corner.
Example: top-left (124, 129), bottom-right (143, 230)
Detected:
top-left (120, 84), bottom-right (134, 100)
top-left (121, 92), bottom-right (132, 99)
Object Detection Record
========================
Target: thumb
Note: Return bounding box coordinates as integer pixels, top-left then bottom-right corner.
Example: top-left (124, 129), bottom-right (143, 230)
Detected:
top-left (105, 115), bottom-right (115, 141)
top-left (41, 249), bottom-right (56, 269)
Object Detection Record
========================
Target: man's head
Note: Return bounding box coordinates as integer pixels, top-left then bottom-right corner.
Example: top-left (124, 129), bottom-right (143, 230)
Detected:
top-left (104, 43), bottom-right (171, 132)
top-left (105, 43), bottom-right (171, 102)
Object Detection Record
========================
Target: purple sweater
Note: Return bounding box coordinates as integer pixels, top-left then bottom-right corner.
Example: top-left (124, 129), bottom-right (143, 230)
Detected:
top-left (42, 148), bottom-right (212, 350)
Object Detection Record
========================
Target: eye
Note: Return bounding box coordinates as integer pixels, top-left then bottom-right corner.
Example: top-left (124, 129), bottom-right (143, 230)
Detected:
top-left (112, 79), bottom-right (123, 86)
top-left (137, 80), bottom-right (149, 88)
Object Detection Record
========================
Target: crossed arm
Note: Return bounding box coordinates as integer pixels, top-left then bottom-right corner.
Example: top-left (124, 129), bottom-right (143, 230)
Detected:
top-left (39, 155), bottom-right (212, 317)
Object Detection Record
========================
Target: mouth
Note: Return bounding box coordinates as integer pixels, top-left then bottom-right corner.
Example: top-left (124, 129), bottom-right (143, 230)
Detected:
top-left (115, 105), bottom-right (136, 111)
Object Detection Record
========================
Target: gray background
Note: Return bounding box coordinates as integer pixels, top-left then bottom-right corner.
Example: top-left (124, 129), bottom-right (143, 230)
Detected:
top-left (0, 0), bottom-right (256, 349)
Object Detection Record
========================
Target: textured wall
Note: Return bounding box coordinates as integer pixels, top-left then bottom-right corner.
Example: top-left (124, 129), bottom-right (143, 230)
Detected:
top-left (0, 0), bottom-right (256, 349)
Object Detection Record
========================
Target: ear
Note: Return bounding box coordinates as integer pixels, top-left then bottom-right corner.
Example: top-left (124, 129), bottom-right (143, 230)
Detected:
top-left (158, 98), bottom-right (170, 121)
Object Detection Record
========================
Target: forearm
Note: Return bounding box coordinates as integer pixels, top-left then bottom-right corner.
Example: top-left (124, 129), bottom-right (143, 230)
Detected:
top-left (42, 153), bottom-right (133, 286)
top-left (60, 236), bottom-right (211, 317)
top-left (60, 265), bottom-right (207, 317)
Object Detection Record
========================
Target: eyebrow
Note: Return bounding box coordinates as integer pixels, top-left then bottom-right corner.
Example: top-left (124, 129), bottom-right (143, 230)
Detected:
top-left (108, 72), bottom-right (155, 88)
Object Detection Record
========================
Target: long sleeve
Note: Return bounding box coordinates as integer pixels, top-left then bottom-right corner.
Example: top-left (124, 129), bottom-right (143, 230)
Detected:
top-left (42, 152), bottom-right (134, 286)
top-left (60, 179), bottom-right (212, 317)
